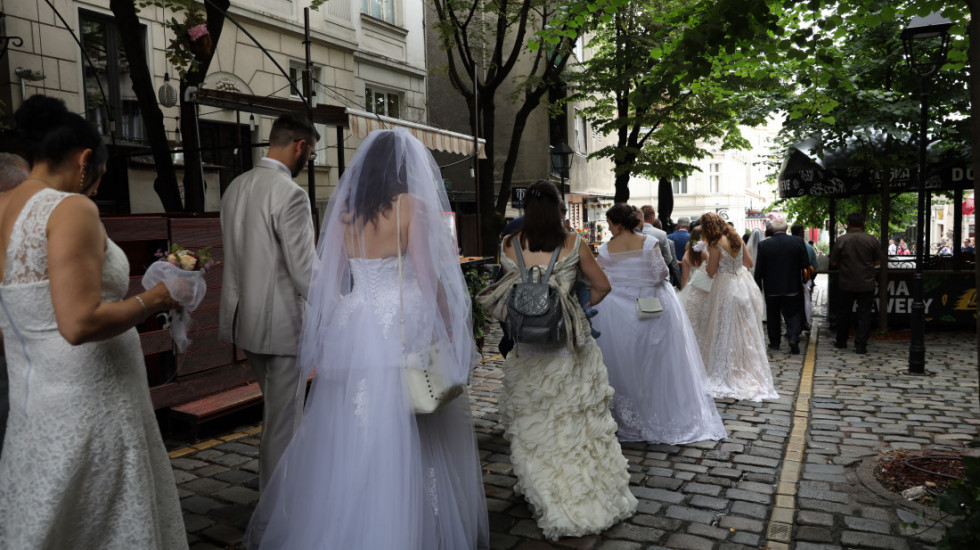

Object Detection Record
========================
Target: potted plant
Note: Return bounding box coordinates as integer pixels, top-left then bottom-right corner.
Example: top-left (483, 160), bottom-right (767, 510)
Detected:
top-left (464, 268), bottom-right (492, 351)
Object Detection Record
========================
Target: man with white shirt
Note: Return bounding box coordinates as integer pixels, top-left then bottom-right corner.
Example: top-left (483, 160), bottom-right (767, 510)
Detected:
top-left (219, 114), bottom-right (318, 491)
top-left (640, 205), bottom-right (680, 286)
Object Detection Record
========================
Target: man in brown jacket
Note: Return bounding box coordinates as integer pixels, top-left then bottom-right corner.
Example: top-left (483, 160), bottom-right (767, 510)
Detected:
top-left (830, 212), bottom-right (882, 354)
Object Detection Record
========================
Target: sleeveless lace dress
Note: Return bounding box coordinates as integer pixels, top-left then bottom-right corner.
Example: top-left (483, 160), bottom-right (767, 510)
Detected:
top-left (592, 236), bottom-right (726, 444)
top-left (700, 246), bottom-right (779, 402)
top-left (498, 240), bottom-right (637, 540)
top-left (0, 189), bottom-right (187, 549)
top-left (678, 264), bottom-right (712, 353)
top-left (244, 256), bottom-right (489, 549)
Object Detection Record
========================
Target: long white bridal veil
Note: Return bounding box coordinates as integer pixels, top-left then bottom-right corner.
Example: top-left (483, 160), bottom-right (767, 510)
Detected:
top-left (244, 128), bottom-right (488, 549)
top-left (746, 228), bottom-right (764, 271)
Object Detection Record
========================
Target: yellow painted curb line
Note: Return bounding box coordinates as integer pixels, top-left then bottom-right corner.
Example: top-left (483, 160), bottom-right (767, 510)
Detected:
top-left (765, 322), bottom-right (818, 548)
top-left (167, 427), bottom-right (261, 459)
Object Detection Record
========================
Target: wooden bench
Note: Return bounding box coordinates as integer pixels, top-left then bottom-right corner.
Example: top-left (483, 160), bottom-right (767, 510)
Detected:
top-left (169, 382), bottom-right (263, 438)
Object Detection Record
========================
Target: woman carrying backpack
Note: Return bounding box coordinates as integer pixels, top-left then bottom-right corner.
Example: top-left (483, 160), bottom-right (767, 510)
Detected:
top-left (478, 180), bottom-right (636, 540)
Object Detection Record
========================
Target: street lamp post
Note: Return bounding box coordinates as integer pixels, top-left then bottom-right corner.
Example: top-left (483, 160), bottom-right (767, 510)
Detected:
top-left (551, 141), bottom-right (574, 202)
top-left (901, 12), bottom-right (952, 375)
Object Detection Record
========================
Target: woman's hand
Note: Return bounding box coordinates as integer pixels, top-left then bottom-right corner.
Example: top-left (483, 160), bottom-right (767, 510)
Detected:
top-left (142, 282), bottom-right (177, 314)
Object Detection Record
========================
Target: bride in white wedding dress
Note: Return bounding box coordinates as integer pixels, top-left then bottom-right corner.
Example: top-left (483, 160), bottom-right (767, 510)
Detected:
top-left (0, 96), bottom-right (185, 549)
top-left (244, 129), bottom-right (488, 549)
top-left (478, 181), bottom-right (636, 540)
top-left (698, 213), bottom-right (779, 402)
top-left (592, 205), bottom-right (726, 445)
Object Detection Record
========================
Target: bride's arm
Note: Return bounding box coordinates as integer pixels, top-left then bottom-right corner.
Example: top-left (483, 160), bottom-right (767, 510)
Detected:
top-left (47, 196), bottom-right (174, 345)
top-left (705, 243), bottom-right (721, 278)
top-left (578, 236), bottom-right (610, 306)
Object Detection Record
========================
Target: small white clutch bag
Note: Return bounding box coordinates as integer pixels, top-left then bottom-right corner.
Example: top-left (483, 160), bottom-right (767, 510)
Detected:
top-left (404, 345), bottom-right (465, 414)
top-left (635, 296), bottom-right (664, 319)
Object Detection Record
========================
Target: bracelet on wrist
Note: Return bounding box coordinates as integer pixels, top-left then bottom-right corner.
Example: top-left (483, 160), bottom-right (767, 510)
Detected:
top-left (134, 295), bottom-right (149, 322)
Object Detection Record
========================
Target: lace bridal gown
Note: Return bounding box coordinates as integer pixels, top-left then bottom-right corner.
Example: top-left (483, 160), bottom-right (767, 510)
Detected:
top-left (0, 189), bottom-right (187, 549)
top-left (700, 245), bottom-right (779, 402)
top-left (592, 236), bottom-right (727, 444)
top-left (489, 235), bottom-right (637, 540)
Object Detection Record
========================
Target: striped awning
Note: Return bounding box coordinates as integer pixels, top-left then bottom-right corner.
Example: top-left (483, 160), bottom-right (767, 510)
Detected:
top-left (745, 218), bottom-right (768, 232)
top-left (347, 108), bottom-right (486, 159)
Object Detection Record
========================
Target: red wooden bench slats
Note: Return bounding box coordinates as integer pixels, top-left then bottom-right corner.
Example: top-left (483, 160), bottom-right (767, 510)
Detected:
top-left (170, 381), bottom-right (263, 421)
top-left (103, 217), bottom-right (168, 241)
top-left (150, 363), bottom-right (254, 409)
top-left (139, 330), bottom-right (173, 355)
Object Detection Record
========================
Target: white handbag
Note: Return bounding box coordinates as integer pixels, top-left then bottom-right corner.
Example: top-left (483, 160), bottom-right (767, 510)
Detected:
top-left (689, 269), bottom-right (714, 293)
top-left (396, 195), bottom-right (466, 414)
top-left (635, 296), bottom-right (664, 319)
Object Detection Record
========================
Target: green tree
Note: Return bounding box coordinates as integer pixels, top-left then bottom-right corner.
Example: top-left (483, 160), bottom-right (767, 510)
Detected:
top-left (430, 0), bottom-right (624, 256)
top-left (567, 0), bottom-right (783, 202)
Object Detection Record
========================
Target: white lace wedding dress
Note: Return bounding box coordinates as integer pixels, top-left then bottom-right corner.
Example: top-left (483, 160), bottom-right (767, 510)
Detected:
top-left (496, 238), bottom-right (636, 540)
top-left (592, 236), bottom-right (727, 444)
top-left (0, 188), bottom-right (187, 549)
top-left (701, 246), bottom-right (779, 402)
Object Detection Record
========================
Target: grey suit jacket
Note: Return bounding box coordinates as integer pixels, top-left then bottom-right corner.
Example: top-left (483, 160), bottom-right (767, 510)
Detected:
top-left (218, 158), bottom-right (316, 356)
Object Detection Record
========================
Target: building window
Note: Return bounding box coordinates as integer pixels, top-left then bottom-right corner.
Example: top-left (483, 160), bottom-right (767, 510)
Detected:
top-left (672, 176), bottom-right (688, 195)
top-left (365, 87), bottom-right (400, 118)
top-left (79, 10), bottom-right (145, 142)
top-left (362, 0), bottom-right (395, 24)
top-left (575, 116), bottom-right (587, 154)
top-left (709, 162), bottom-right (721, 193)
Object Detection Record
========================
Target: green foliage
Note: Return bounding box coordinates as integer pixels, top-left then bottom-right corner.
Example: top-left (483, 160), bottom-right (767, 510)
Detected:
top-left (936, 443), bottom-right (980, 550)
top-left (136, 0), bottom-right (208, 77)
top-left (464, 268), bottom-right (492, 341)
top-left (773, 193), bottom-right (918, 238)
top-left (566, 0), bottom-right (783, 195)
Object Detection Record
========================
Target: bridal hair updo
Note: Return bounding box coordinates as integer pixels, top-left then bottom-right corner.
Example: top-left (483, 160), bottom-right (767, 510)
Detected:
top-left (700, 212), bottom-right (742, 254)
top-left (520, 180), bottom-right (565, 252)
top-left (606, 203), bottom-right (641, 231)
top-left (346, 130), bottom-right (408, 227)
top-left (15, 95), bottom-right (107, 176)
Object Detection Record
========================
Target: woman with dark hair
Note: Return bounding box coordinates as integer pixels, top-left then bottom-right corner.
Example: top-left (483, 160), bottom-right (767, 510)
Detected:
top-left (698, 213), bottom-right (778, 401)
top-left (478, 181), bottom-right (635, 540)
top-left (591, 205), bottom-right (726, 444)
top-left (0, 96), bottom-right (185, 548)
top-left (245, 128), bottom-right (488, 549)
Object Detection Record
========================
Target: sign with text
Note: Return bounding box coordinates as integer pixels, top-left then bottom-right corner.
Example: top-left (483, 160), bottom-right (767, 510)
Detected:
top-left (511, 187), bottom-right (527, 209)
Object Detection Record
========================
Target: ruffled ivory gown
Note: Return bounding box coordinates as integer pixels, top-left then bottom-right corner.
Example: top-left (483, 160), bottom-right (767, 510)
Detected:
top-left (495, 237), bottom-right (637, 540)
top-left (701, 246), bottom-right (779, 401)
top-left (592, 236), bottom-right (726, 444)
top-left (0, 189), bottom-right (187, 549)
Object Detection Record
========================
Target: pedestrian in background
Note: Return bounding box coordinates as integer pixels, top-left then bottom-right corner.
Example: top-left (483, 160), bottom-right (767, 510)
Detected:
top-left (830, 212), bottom-right (882, 354)
top-left (754, 218), bottom-right (809, 354)
top-left (0, 152), bottom-right (30, 460)
top-left (792, 224), bottom-right (817, 331)
top-left (640, 205), bottom-right (680, 286)
top-left (219, 114), bottom-right (318, 492)
top-left (668, 216), bottom-right (691, 263)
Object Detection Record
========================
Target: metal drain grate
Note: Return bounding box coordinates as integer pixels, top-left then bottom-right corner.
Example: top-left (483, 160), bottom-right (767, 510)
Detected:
top-left (767, 521), bottom-right (792, 542)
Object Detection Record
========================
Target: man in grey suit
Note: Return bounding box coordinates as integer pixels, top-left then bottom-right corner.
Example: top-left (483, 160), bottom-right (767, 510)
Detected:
top-left (219, 114), bottom-right (318, 491)
top-left (640, 205), bottom-right (680, 286)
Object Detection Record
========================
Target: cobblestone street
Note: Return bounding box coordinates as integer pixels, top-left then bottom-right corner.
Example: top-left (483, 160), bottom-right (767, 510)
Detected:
top-left (169, 284), bottom-right (979, 549)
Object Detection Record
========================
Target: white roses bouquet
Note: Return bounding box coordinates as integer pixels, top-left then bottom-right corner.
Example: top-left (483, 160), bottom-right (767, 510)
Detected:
top-left (142, 244), bottom-right (218, 352)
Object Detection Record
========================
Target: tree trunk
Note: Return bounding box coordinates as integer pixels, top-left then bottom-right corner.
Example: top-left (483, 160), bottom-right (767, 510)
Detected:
top-left (181, 0), bottom-right (229, 213)
top-left (109, 0), bottom-right (182, 211)
top-left (479, 95), bottom-right (498, 258)
top-left (496, 89), bottom-right (547, 215)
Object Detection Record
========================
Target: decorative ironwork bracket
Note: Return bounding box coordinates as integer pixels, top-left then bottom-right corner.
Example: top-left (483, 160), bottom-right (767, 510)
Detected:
top-left (0, 13), bottom-right (24, 62)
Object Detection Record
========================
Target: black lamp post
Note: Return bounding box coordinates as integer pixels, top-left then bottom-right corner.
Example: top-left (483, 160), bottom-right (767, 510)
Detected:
top-left (550, 141), bottom-right (574, 201)
top-left (901, 12), bottom-right (952, 375)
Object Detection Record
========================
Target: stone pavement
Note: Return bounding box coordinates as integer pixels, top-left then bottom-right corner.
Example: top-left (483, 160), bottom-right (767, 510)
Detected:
top-left (168, 283), bottom-right (978, 549)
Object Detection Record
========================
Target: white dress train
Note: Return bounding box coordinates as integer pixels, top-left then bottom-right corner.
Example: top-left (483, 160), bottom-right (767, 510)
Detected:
top-left (592, 236), bottom-right (727, 444)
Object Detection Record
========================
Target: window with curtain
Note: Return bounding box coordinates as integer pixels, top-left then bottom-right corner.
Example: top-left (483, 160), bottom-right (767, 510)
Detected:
top-left (79, 10), bottom-right (145, 142)
top-left (362, 0), bottom-right (395, 24)
top-left (365, 87), bottom-right (400, 118)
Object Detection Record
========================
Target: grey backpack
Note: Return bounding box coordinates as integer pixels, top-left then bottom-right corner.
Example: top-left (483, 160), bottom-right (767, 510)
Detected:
top-left (506, 240), bottom-right (566, 345)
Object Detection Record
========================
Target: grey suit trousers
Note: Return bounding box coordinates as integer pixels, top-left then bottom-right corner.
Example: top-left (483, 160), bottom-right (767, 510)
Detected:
top-left (245, 351), bottom-right (305, 492)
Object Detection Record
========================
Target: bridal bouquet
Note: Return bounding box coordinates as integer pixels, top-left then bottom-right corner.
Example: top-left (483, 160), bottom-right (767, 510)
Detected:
top-left (142, 244), bottom-right (218, 352)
